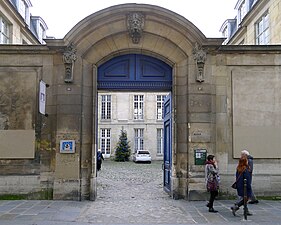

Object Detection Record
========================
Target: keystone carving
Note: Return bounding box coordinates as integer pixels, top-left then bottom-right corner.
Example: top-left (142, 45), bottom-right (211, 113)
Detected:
top-left (63, 43), bottom-right (77, 83)
top-left (192, 43), bottom-right (207, 83)
top-left (127, 12), bottom-right (145, 44)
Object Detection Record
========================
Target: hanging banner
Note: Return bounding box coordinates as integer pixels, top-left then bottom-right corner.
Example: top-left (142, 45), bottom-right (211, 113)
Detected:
top-left (39, 80), bottom-right (46, 115)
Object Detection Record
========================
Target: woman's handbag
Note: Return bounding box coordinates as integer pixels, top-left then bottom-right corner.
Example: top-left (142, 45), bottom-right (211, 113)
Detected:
top-left (207, 180), bottom-right (218, 191)
top-left (207, 175), bottom-right (219, 192)
top-left (231, 182), bottom-right (237, 189)
top-left (231, 171), bottom-right (243, 189)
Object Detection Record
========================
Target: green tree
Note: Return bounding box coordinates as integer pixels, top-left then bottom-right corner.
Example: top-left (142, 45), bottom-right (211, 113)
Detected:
top-left (115, 129), bottom-right (131, 161)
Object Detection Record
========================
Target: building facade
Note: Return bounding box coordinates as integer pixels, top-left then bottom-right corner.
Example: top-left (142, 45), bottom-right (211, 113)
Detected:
top-left (0, 0), bottom-right (48, 44)
top-left (0, 3), bottom-right (281, 201)
top-left (98, 92), bottom-right (168, 160)
top-left (220, 0), bottom-right (281, 45)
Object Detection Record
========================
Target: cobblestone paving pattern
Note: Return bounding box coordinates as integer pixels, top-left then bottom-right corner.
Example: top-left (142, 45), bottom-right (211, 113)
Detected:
top-left (79, 160), bottom-right (197, 224)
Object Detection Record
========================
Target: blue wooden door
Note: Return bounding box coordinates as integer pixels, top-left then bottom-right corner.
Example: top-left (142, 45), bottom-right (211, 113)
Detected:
top-left (163, 93), bottom-right (172, 193)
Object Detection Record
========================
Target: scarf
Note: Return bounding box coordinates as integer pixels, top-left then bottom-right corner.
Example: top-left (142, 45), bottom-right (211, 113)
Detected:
top-left (205, 160), bottom-right (216, 169)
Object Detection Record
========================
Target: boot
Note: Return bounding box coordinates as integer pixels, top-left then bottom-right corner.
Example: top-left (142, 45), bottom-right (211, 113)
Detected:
top-left (209, 207), bottom-right (218, 213)
top-left (245, 208), bottom-right (253, 216)
top-left (231, 204), bottom-right (239, 216)
top-left (206, 202), bottom-right (210, 208)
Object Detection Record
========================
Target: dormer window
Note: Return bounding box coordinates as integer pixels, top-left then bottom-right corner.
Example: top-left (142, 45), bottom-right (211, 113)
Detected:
top-left (30, 16), bottom-right (48, 44)
top-left (18, 0), bottom-right (27, 19)
top-left (220, 19), bottom-right (237, 45)
top-left (238, 0), bottom-right (247, 24)
top-left (222, 26), bottom-right (228, 38)
top-left (14, 0), bottom-right (32, 26)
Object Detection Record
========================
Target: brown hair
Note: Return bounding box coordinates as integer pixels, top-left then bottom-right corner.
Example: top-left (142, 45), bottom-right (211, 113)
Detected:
top-left (237, 155), bottom-right (248, 173)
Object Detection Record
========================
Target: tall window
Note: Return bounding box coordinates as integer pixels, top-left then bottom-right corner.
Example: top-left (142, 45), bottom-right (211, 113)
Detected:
top-left (238, 0), bottom-right (247, 24)
top-left (0, 17), bottom-right (9, 44)
top-left (134, 128), bottom-right (144, 151)
top-left (255, 12), bottom-right (269, 45)
top-left (101, 95), bottom-right (111, 120)
top-left (18, 0), bottom-right (27, 20)
top-left (100, 129), bottom-right (111, 155)
top-left (157, 128), bottom-right (163, 154)
top-left (134, 95), bottom-right (144, 120)
top-left (156, 95), bottom-right (166, 120)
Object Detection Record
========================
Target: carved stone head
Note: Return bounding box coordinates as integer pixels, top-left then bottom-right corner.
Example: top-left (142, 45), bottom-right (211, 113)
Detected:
top-left (127, 12), bottom-right (145, 44)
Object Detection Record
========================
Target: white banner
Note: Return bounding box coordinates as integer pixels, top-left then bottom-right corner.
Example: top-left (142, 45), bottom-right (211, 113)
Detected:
top-left (39, 80), bottom-right (46, 115)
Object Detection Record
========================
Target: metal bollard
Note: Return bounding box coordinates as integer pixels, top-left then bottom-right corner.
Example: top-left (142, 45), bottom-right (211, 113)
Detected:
top-left (243, 178), bottom-right (248, 220)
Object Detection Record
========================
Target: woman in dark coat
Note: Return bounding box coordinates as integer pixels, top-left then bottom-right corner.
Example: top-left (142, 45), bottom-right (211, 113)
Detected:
top-left (231, 155), bottom-right (253, 216)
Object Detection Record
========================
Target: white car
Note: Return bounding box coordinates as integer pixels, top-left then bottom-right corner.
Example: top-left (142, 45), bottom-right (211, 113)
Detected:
top-left (133, 150), bottom-right (152, 163)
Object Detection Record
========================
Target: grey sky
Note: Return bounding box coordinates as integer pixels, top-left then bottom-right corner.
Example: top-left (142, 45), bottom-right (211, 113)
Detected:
top-left (30, 0), bottom-right (237, 39)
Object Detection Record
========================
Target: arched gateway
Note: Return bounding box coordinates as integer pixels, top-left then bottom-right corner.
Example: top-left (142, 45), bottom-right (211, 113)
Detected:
top-left (1, 3), bottom-right (281, 201)
top-left (43, 4), bottom-right (224, 200)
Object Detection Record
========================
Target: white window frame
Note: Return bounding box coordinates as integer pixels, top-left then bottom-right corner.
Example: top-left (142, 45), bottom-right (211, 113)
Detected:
top-left (157, 128), bottom-right (163, 155)
top-left (255, 12), bottom-right (270, 45)
top-left (156, 95), bottom-right (166, 120)
top-left (18, 0), bottom-right (27, 20)
top-left (100, 128), bottom-right (111, 155)
top-left (133, 95), bottom-right (144, 120)
top-left (238, 0), bottom-right (247, 24)
top-left (101, 95), bottom-right (111, 120)
top-left (134, 128), bottom-right (144, 151)
top-left (0, 16), bottom-right (10, 44)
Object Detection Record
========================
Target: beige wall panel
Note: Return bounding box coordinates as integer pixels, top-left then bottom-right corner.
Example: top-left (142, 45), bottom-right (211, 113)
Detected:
top-left (0, 130), bottom-right (35, 158)
top-left (55, 153), bottom-right (79, 179)
top-left (232, 70), bottom-right (281, 158)
top-left (0, 68), bottom-right (37, 158)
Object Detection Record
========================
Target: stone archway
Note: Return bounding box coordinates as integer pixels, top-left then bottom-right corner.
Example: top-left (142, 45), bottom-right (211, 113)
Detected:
top-left (46, 3), bottom-right (223, 200)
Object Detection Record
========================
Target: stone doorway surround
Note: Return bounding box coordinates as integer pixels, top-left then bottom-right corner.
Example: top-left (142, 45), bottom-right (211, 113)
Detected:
top-left (43, 4), bottom-right (224, 200)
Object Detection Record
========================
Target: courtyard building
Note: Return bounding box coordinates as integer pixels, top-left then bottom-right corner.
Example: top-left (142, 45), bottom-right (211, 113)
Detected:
top-left (220, 0), bottom-right (281, 45)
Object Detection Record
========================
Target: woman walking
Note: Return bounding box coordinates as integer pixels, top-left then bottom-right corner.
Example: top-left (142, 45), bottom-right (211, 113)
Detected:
top-left (231, 155), bottom-right (253, 216)
top-left (205, 154), bottom-right (220, 213)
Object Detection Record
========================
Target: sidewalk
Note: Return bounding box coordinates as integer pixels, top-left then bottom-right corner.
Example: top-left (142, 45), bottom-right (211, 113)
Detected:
top-left (0, 199), bottom-right (281, 225)
top-left (0, 161), bottom-right (280, 225)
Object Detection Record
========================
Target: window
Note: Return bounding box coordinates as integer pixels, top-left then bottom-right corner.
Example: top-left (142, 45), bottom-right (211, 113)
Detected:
top-left (100, 129), bottom-right (111, 155)
top-left (157, 128), bottom-right (163, 154)
top-left (101, 95), bottom-right (111, 120)
top-left (222, 26), bottom-right (228, 39)
top-left (134, 128), bottom-right (144, 151)
top-left (0, 17), bottom-right (10, 44)
top-left (255, 12), bottom-right (269, 45)
top-left (238, 0), bottom-right (247, 24)
top-left (38, 24), bottom-right (44, 43)
top-left (134, 95), bottom-right (143, 120)
top-left (156, 95), bottom-right (166, 120)
top-left (18, 0), bottom-right (27, 21)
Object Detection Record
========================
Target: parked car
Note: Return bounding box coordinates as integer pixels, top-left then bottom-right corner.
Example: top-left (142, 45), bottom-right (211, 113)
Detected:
top-left (133, 150), bottom-right (151, 163)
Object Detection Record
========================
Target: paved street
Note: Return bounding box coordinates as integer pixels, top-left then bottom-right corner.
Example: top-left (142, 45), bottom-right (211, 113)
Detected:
top-left (0, 160), bottom-right (281, 225)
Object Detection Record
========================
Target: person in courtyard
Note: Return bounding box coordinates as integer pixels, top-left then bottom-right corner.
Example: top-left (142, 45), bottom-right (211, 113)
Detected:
top-left (97, 149), bottom-right (104, 171)
top-left (241, 150), bottom-right (259, 204)
top-left (205, 154), bottom-right (220, 213)
top-left (231, 155), bottom-right (253, 216)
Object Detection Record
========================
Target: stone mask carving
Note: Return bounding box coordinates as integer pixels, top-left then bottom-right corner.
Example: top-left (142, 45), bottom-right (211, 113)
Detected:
top-left (192, 43), bottom-right (207, 83)
top-left (63, 43), bottom-right (77, 83)
top-left (127, 12), bottom-right (145, 44)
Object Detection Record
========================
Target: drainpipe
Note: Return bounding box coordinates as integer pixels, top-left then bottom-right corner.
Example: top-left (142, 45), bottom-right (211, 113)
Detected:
top-left (79, 60), bottom-right (84, 201)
